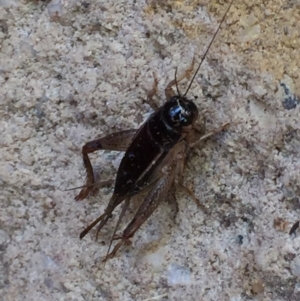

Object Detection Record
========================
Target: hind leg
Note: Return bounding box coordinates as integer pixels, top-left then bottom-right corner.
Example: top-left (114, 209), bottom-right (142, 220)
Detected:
top-left (102, 173), bottom-right (174, 261)
top-left (75, 129), bottom-right (136, 201)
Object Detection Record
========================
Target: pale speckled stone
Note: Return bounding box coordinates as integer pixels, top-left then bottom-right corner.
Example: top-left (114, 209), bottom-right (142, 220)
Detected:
top-left (1, 0), bottom-right (300, 301)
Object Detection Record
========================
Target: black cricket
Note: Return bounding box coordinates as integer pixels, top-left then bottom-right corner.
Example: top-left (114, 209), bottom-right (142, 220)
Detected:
top-left (74, 1), bottom-right (233, 262)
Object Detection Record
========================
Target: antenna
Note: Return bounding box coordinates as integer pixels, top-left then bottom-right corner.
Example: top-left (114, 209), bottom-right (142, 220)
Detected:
top-left (174, 67), bottom-right (181, 96)
top-left (183, 0), bottom-right (234, 97)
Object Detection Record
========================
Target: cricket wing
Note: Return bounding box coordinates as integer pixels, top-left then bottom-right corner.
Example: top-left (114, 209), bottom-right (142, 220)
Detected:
top-left (113, 116), bottom-right (169, 197)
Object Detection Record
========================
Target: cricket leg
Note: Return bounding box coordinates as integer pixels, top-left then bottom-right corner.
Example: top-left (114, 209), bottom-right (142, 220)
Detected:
top-left (166, 189), bottom-right (179, 221)
top-left (103, 197), bottom-right (130, 265)
top-left (80, 194), bottom-right (127, 239)
top-left (146, 72), bottom-right (160, 111)
top-left (80, 178), bottom-right (164, 240)
top-left (198, 122), bottom-right (230, 141)
top-left (188, 121), bottom-right (206, 147)
top-left (190, 122), bottom-right (230, 148)
top-left (103, 172), bottom-right (175, 262)
top-left (80, 212), bottom-right (106, 239)
top-left (75, 129), bottom-right (137, 201)
top-left (165, 56), bottom-right (196, 99)
top-left (178, 183), bottom-right (208, 214)
top-left (174, 147), bottom-right (208, 213)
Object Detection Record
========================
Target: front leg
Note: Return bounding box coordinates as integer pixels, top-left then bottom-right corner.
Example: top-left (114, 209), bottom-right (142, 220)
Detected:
top-left (75, 129), bottom-right (137, 201)
top-left (146, 72), bottom-right (160, 111)
top-left (165, 56), bottom-right (196, 99)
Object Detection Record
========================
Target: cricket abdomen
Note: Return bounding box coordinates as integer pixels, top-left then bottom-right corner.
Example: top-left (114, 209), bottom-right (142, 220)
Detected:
top-left (113, 112), bottom-right (172, 197)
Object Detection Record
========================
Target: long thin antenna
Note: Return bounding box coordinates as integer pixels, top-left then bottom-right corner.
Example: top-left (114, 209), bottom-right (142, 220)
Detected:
top-left (183, 0), bottom-right (234, 96)
top-left (174, 67), bottom-right (181, 96)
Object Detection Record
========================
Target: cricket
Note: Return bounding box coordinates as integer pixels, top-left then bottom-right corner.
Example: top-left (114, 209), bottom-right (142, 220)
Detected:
top-left (74, 0), bottom-right (233, 262)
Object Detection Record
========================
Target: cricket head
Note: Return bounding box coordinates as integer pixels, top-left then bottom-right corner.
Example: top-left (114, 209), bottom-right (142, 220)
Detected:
top-left (162, 96), bottom-right (198, 129)
top-left (161, 0), bottom-right (234, 132)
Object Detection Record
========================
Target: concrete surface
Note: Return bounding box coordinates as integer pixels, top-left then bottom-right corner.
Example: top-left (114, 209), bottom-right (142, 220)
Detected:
top-left (1, 0), bottom-right (300, 300)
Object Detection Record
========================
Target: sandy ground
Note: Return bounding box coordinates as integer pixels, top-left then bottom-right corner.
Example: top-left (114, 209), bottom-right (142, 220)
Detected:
top-left (1, 0), bottom-right (300, 300)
